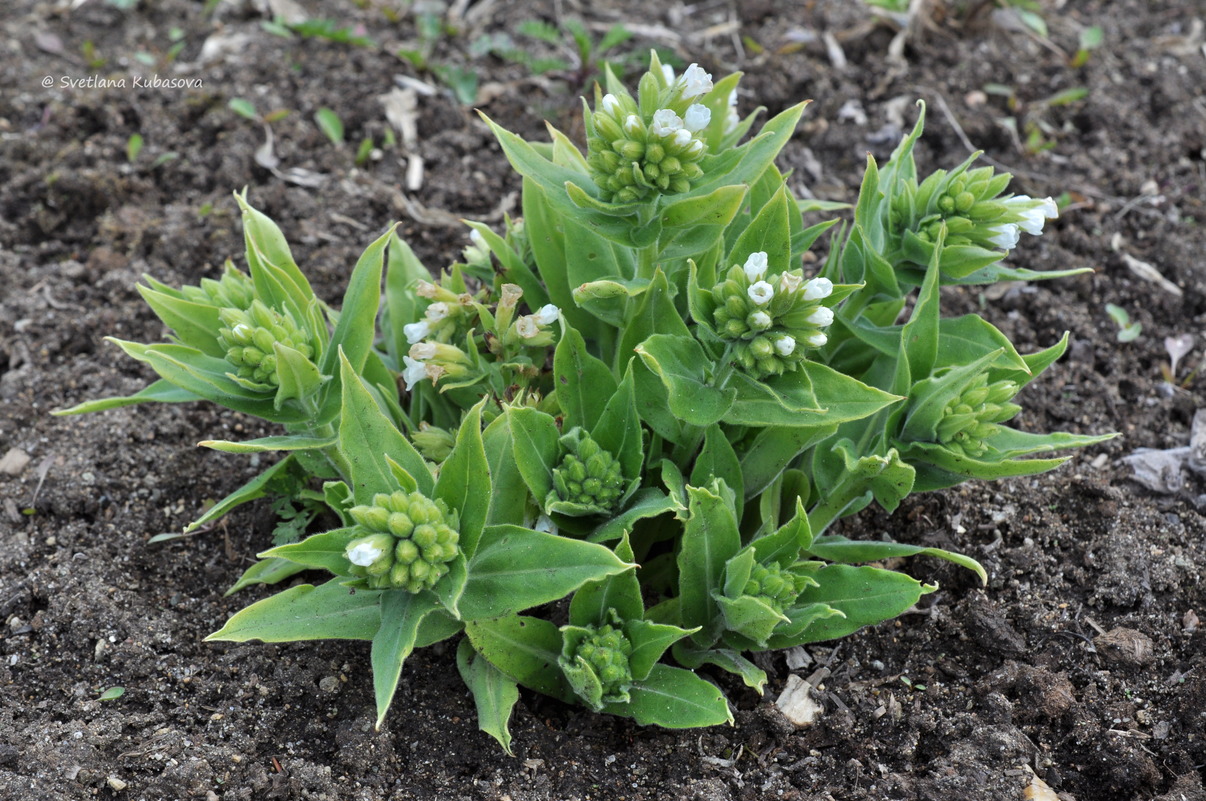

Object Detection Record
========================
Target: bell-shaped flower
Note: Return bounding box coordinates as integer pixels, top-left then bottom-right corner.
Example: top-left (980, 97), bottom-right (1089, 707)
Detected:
top-left (401, 355), bottom-right (428, 391)
top-left (650, 109), bottom-right (683, 138)
top-left (743, 251), bottom-right (768, 283)
top-left (988, 223), bottom-right (1020, 250)
top-left (679, 64), bottom-right (713, 99)
top-left (683, 104), bottom-right (711, 133)
top-left (747, 281), bottom-right (774, 306)
top-left (802, 277), bottom-right (833, 301)
top-left (403, 319), bottom-right (431, 345)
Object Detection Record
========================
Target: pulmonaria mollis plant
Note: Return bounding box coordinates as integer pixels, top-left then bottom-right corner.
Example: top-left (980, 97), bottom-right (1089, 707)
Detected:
top-left (59, 53), bottom-right (1113, 751)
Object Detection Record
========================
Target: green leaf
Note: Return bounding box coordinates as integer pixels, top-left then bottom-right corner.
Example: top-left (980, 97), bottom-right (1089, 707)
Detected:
top-left (259, 526), bottom-right (360, 575)
top-left (465, 615), bottom-right (574, 703)
top-left (739, 424), bottom-right (838, 499)
top-left (806, 534), bottom-right (986, 584)
top-left (206, 579), bottom-right (381, 643)
top-left (228, 97), bottom-right (258, 120)
top-left (752, 498), bottom-right (814, 564)
top-left (383, 231), bottom-right (432, 365)
top-left (590, 362), bottom-right (643, 481)
top-left (271, 341), bottom-right (327, 410)
top-left (726, 361), bottom-right (901, 428)
top-left (314, 107), bottom-right (344, 145)
top-left (456, 638), bottom-right (520, 755)
top-left (181, 454), bottom-right (298, 533)
top-left (605, 664), bottom-right (733, 728)
top-left (371, 590), bottom-right (439, 728)
top-left (677, 483), bottom-right (742, 642)
top-left (672, 643), bottom-right (767, 692)
top-left (198, 434), bottom-right (337, 453)
top-left (569, 534), bottom-right (642, 627)
top-left (635, 334), bottom-right (735, 427)
top-left (323, 225), bottom-right (393, 379)
top-left (587, 488), bottom-right (678, 543)
top-left (225, 557), bottom-right (308, 596)
top-left (482, 414), bottom-right (529, 527)
top-left (338, 351), bottom-right (432, 501)
top-left (625, 618), bottom-right (696, 683)
top-left (715, 593), bottom-right (787, 647)
top-left (435, 400), bottom-right (490, 557)
top-left (691, 102), bottom-right (809, 198)
top-left (790, 564), bottom-right (935, 644)
top-left (617, 270), bottom-right (693, 443)
top-left (554, 324), bottom-right (617, 432)
top-left (727, 184), bottom-right (792, 277)
top-left (459, 525), bottom-right (633, 620)
top-left (53, 378), bottom-right (200, 416)
top-left (691, 424), bottom-right (743, 503)
top-left (234, 191), bottom-right (320, 333)
top-left (507, 406), bottom-right (561, 508)
top-left (136, 284), bottom-right (225, 356)
top-left (97, 686), bottom-right (126, 701)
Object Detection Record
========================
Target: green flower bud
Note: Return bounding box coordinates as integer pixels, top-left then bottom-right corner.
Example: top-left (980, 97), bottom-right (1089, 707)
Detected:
top-left (344, 490), bottom-right (461, 593)
top-left (551, 431), bottom-right (626, 513)
top-left (571, 621), bottom-right (634, 701)
top-left (216, 300), bottom-right (315, 392)
top-left (743, 562), bottom-right (808, 615)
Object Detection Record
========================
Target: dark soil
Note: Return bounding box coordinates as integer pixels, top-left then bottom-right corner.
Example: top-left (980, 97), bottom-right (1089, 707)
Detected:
top-left (2, 1), bottom-right (1205, 799)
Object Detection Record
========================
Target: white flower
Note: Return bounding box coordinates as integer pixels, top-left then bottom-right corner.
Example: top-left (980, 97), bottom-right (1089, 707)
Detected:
top-left (749, 311), bottom-right (772, 329)
top-left (804, 332), bottom-right (828, 348)
top-left (403, 320), bottom-right (431, 345)
top-left (533, 304), bottom-right (560, 325)
top-left (779, 272), bottom-right (802, 294)
top-left (416, 280), bottom-right (439, 299)
top-left (672, 128), bottom-right (693, 148)
top-left (724, 89), bottom-right (740, 134)
top-left (347, 541), bottom-right (384, 567)
top-left (660, 64), bottom-right (675, 84)
top-left (601, 93), bottom-right (621, 117)
top-left (515, 316), bottom-right (539, 339)
top-left (988, 223), bottom-right (1019, 250)
top-left (683, 104), bottom-right (711, 133)
top-left (802, 277), bottom-right (833, 301)
top-left (650, 109), bottom-right (683, 137)
top-left (743, 251), bottom-right (768, 282)
top-left (680, 64), bottom-right (713, 99)
top-left (425, 301), bottom-right (450, 322)
top-left (806, 306), bottom-right (834, 327)
top-left (684, 140), bottom-right (705, 159)
top-left (402, 355), bottom-right (428, 391)
top-left (231, 323), bottom-right (251, 340)
top-left (469, 228), bottom-right (486, 248)
top-left (774, 336), bottom-right (796, 356)
top-left (409, 342), bottom-right (437, 361)
top-left (623, 114), bottom-right (643, 136)
top-left (1004, 195), bottom-right (1059, 235)
top-left (748, 281), bottom-right (774, 306)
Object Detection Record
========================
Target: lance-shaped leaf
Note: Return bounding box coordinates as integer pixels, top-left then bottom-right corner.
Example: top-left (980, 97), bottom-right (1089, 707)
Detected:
top-left (677, 482), bottom-right (742, 644)
top-left (482, 414), bottom-right (529, 527)
top-left (554, 325), bottom-right (617, 433)
top-left (458, 524), bottom-right (633, 620)
top-left (179, 453), bottom-right (299, 533)
top-left (789, 564), bottom-right (936, 644)
top-left (892, 226), bottom-right (944, 393)
top-left (456, 638), bottom-right (520, 755)
top-left (635, 334), bottom-right (736, 428)
top-left (507, 406), bottom-right (561, 507)
top-left (321, 223), bottom-right (394, 387)
top-left (690, 424), bottom-right (743, 503)
top-left (136, 284), bottom-right (226, 356)
top-left (198, 434), bottom-right (337, 454)
top-left (465, 615), bottom-right (574, 703)
top-left (602, 664), bottom-right (733, 728)
top-left (271, 340), bottom-right (327, 411)
top-left (727, 184), bottom-right (792, 279)
top-left (371, 590), bottom-right (441, 728)
top-left (591, 362), bottom-right (643, 482)
top-left (618, 270), bottom-right (693, 443)
top-left (337, 350), bottom-right (432, 501)
top-left (673, 642), bottom-right (768, 692)
top-left (434, 400), bottom-right (490, 558)
top-left (383, 231), bottom-right (434, 366)
top-left (224, 557), bottom-right (308, 596)
top-left (739, 424), bottom-right (838, 500)
top-left (258, 526), bottom-right (361, 576)
top-left (587, 488), bottom-right (679, 544)
top-left (725, 361), bottom-right (901, 428)
top-left (53, 378), bottom-right (201, 416)
top-left (570, 534), bottom-right (643, 627)
top-left (903, 430), bottom-right (1113, 492)
top-left (206, 578), bottom-right (381, 643)
top-left (806, 534), bottom-right (987, 585)
top-left (690, 102), bottom-right (809, 198)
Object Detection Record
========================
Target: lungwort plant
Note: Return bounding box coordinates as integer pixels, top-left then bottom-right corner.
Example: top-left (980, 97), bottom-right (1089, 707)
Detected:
top-left (58, 54), bottom-right (1111, 751)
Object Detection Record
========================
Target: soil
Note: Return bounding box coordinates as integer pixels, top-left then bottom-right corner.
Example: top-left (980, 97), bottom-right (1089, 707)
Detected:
top-left (2, 1), bottom-right (1205, 799)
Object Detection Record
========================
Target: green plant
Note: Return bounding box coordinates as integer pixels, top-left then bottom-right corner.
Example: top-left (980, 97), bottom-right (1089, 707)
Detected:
top-left (314, 107), bottom-right (345, 146)
top-left (126, 134), bottom-right (143, 163)
top-left (1105, 303), bottom-right (1142, 342)
top-left (1071, 25), bottom-right (1104, 68)
top-left (59, 55), bottom-right (1111, 748)
top-left (262, 16), bottom-right (376, 48)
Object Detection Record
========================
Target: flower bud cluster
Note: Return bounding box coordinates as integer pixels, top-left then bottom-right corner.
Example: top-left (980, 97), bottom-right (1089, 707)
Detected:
top-left (935, 374), bottom-right (1021, 458)
top-left (551, 432), bottom-right (625, 513)
top-left (216, 300), bottom-right (315, 391)
top-left (180, 264), bottom-right (255, 310)
top-left (743, 561), bottom-right (809, 615)
top-left (571, 621), bottom-right (634, 697)
top-left (897, 165), bottom-right (1058, 254)
top-left (711, 252), bottom-right (835, 378)
top-left (344, 490), bottom-right (461, 593)
top-left (585, 65), bottom-right (714, 203)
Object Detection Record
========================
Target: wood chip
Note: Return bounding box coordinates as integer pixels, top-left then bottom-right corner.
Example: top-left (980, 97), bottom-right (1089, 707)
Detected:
top-left (0, 448), bottom-right (30, 476)
top-left (774, 674), bottom-right (823, 727)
